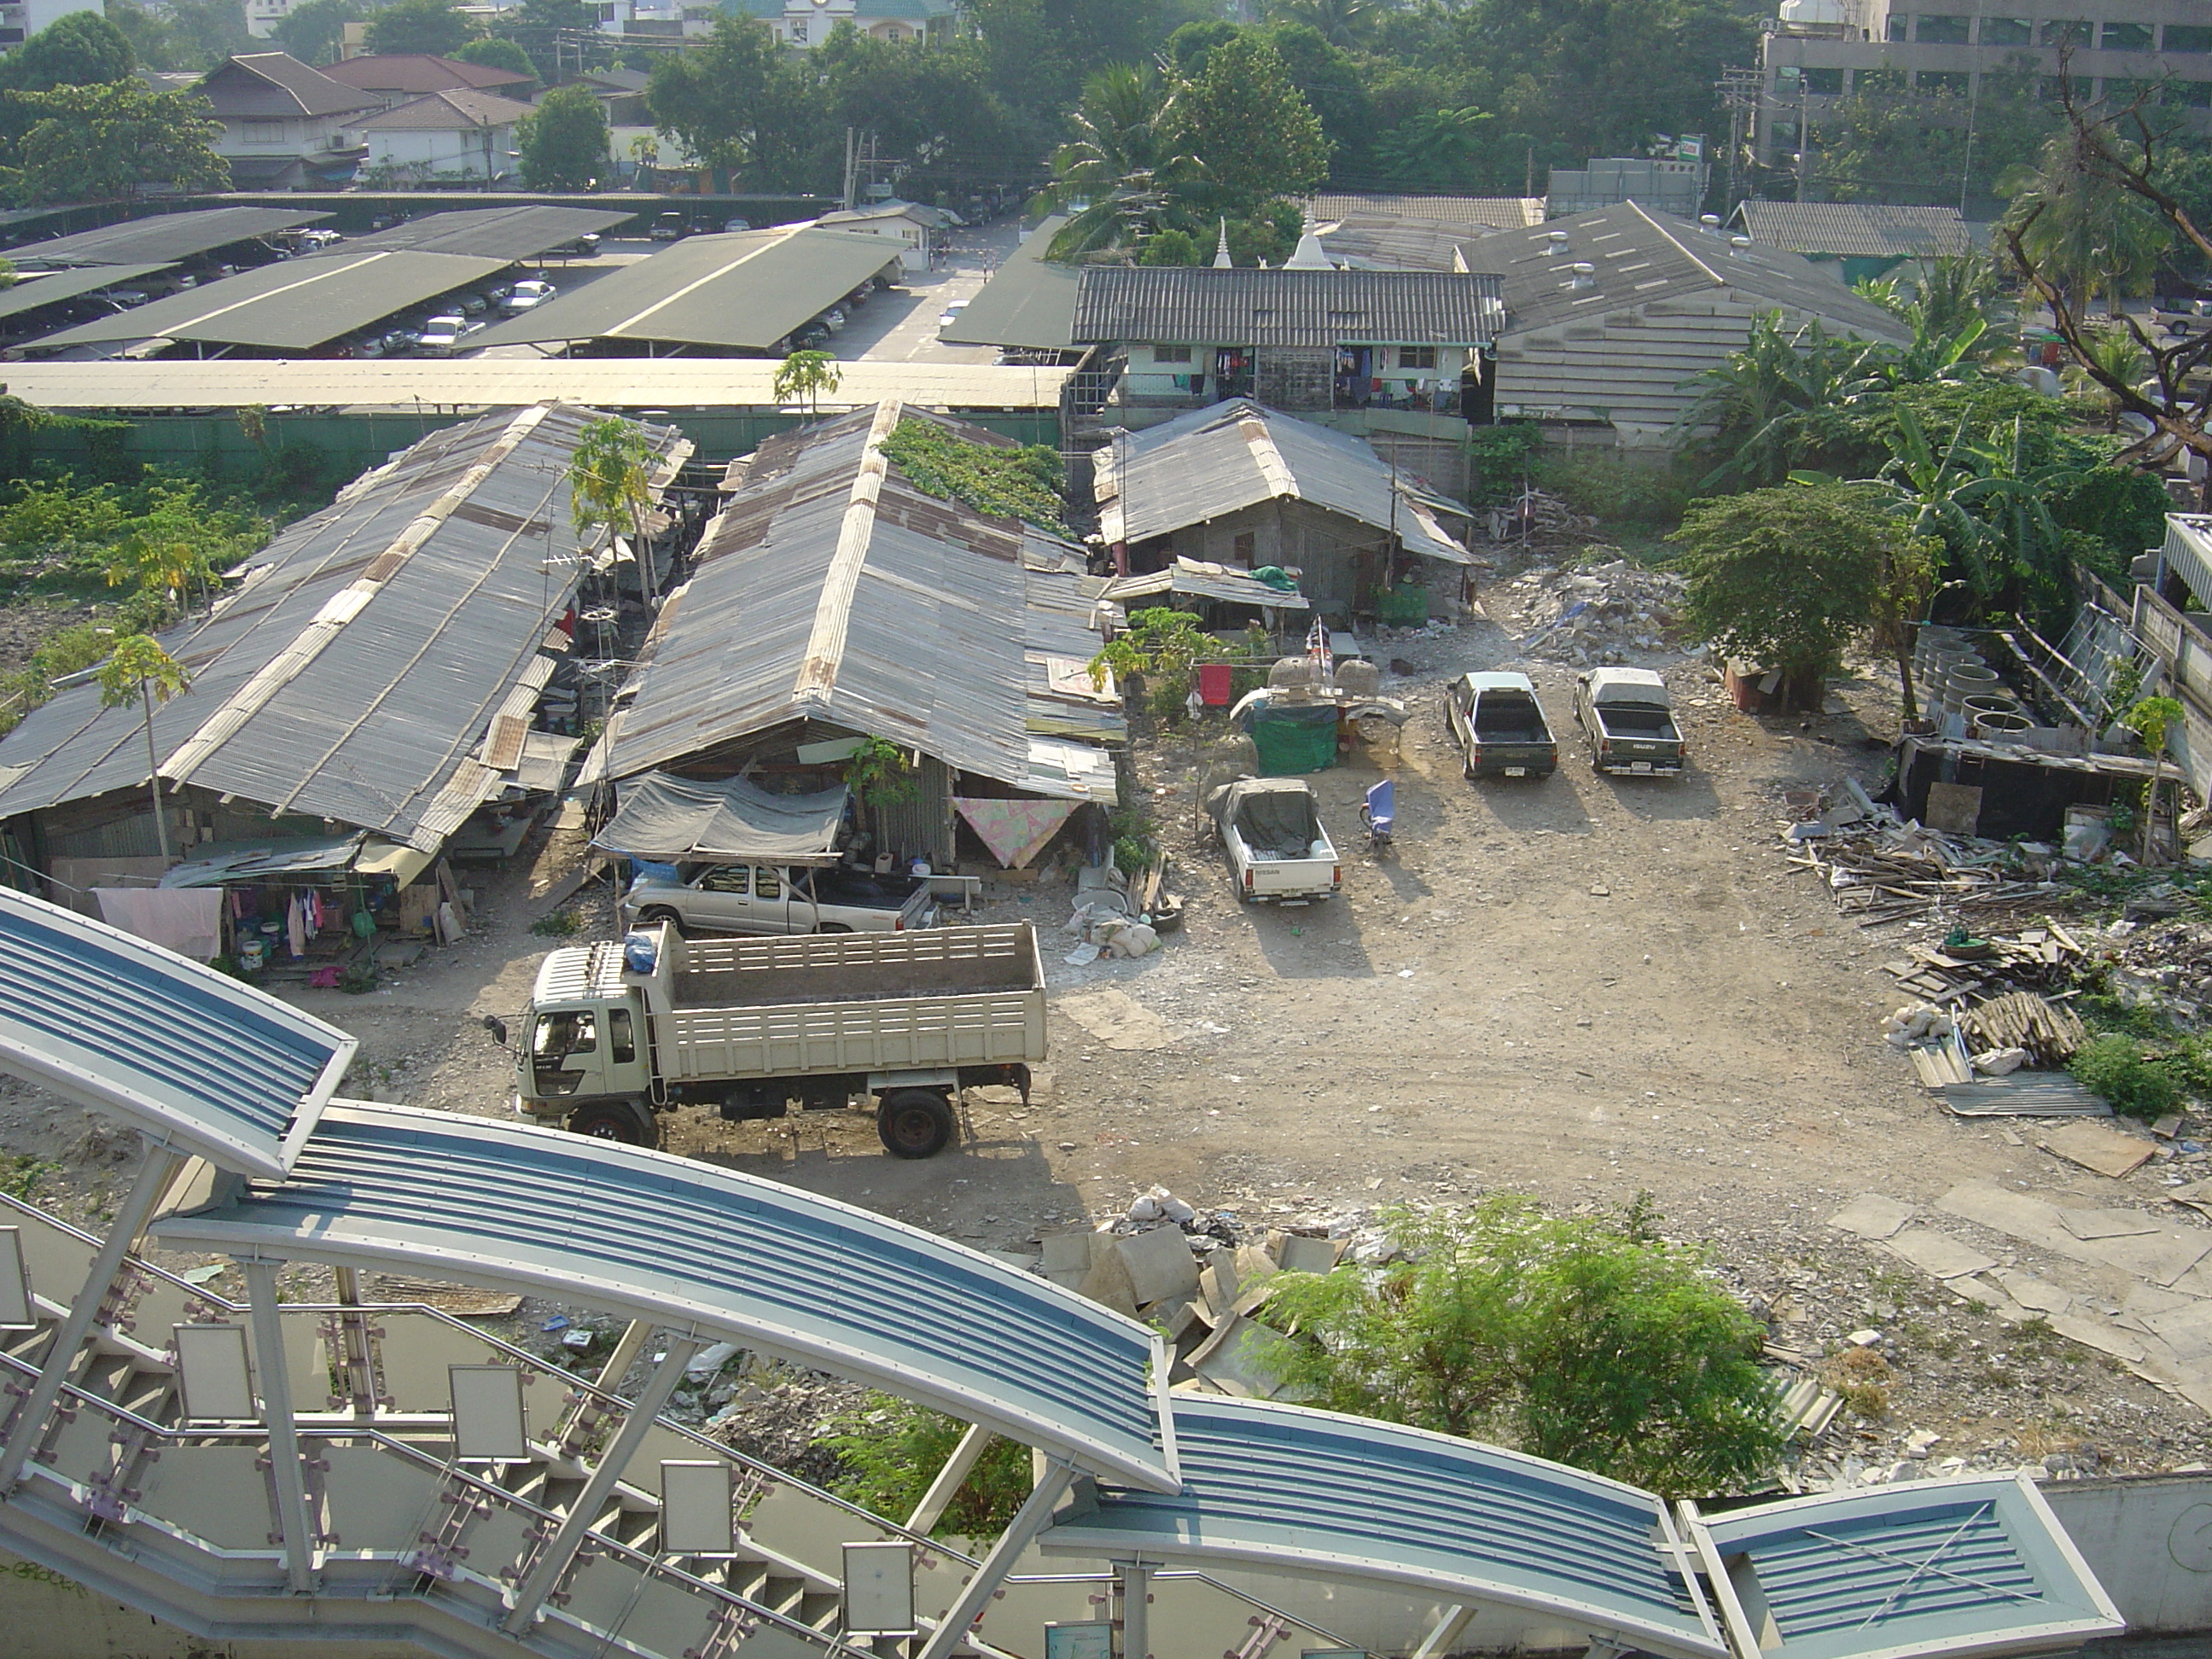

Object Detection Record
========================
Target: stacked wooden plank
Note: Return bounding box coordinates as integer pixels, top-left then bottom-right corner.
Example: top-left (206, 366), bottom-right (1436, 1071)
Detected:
top-left (1963, 989), bottom-right (2089, 1065)
top-left (1877, 921), bottom-right (2085, 1000)
top-left (1788, 823), bottom-right (2058, 928)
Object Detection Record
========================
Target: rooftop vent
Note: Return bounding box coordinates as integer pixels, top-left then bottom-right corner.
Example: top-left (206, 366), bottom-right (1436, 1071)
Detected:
top-left (1728, 235), bottom-right (1754, 257)
top-left (1569, 261), bottom-right (1597, 289)
top-left (1545, 230), bottom-right (1570, 256)
top-left (1700, 213), bottom-right (1722, 235)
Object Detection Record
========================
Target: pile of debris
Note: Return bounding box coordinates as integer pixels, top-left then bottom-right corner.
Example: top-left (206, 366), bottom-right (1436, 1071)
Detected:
top-left (1784, 793), bottom-right (2068, 930)
top-left (1494, 559), bottom-right (1688, 665)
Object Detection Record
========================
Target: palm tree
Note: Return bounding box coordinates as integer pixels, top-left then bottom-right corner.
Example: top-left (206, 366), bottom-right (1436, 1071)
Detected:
top-left (772, 349), bottom-right (842, 416)
top-left (568, 416), bottom-right (661, 608)
top-left (96, 635), bottom-right (189, 865)
top-left (1034, 66), bottom-right (1203, 261)
top-left (2064, 325), bottom-right (2148, 430)
top-left (1674, 313), bottom-right (1896, 489)
top-left (2001, 131), bottom-right (2173, 315)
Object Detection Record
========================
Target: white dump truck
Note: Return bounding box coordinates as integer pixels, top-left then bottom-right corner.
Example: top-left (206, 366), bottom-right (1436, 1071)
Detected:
top-left (504, 922), bottom-right (1045, 1158)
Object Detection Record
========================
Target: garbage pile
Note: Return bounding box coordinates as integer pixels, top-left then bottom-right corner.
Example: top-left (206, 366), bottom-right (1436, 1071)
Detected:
top-left (1496, 559), bottom-right (1688, 665)
top-left (1037, 1187), bottom-right (1397, 1398)
top-left (1062, 859), bottom-right (1182, 965)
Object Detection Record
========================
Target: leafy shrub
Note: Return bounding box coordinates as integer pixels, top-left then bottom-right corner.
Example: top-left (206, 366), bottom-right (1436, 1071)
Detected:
top-left (816, 1393), bottom-right (1030, 1538)
top-left (1822, 1345), bottom-right (1893, 1419)
top-left (530, 909), bottom-right (586, 938)
top-left (2070, 1033), bottom-right (2180, 1119)
top-left (1465, 423), bottom-right (1540, 507)
top-left (877, 419), bottom-right (1070, 538)
top-left (1534, 450), bottom-right (1692, 527)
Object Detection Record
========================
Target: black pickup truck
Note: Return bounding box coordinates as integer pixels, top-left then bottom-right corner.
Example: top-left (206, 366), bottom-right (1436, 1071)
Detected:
top-left (1445, 672), bottom-right (1559, 779)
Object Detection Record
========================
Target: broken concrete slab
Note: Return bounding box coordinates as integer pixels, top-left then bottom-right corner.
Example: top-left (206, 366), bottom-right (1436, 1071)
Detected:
top-left (2040, 1120), bottom-right (2157, 1178)
top-left (2078, 1227), bottom-right (2212, 1289)
top-left (1197, 1260), bottom-right (1237, 1322)
top-left (1949, 1276), bottom-right (2029, 1321)
top-left (2047, 1311), bottom-right (2149, 1365)
top-left (1117, 1224), bottom-right (1202, 1306)
top-left (1992, 1269), bottom-right (2072, 1315)
top-left (2145, 1301), bottom-right (2212, 1363)
top-left (2169, 1179), bottom-right (2212, 1221)
top-left (1277, 1235), bottom-right (1344, 1276)
top-left (2123, 1282), bottom-right (2196, 1322)
top-left (2058, 1207), bottom-right (2165, 1240)
top-left (1936, 1181), bottom-right (2079, 1254)
top-left (1884, 1228), bottom-right (2000, 1280)
top-left (1057, 987), bottom-right (1183, 1051)
top-left (1828, 1193), bottom-right (1918, 1240)
top-left (2168, 1257), bottom-right (2212, 1300)
top-left (1040, 1230), bottom-right (1096, 1275)
top-left (1076, 1246), bottom-right (1138, 1316)
top-left (1187, 1312), bottom-right (1295, 1399)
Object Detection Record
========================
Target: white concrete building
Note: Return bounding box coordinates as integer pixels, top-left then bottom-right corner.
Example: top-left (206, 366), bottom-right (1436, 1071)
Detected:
top-left (351, 88), bottom-right (536, 186)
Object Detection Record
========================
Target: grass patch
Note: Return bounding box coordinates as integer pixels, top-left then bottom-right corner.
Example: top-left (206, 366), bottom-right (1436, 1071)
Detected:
top-left (2070, 1033), bottom-right (2181, 1120)
top-left (529, 909), bottom-right (587, 939)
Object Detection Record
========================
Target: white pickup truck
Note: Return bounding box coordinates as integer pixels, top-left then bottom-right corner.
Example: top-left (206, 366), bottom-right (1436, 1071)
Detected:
top-left (1205, 777), bottom-right (1341, 903)
top-left (622, 860), bottom-right (937, 936)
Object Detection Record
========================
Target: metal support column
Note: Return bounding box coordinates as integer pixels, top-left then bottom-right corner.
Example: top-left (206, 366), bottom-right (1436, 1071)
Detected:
top-left (554, 1318), bottom-right (649, 1455)
top-left (502, 1331), bottom-right (701, 1634)
top-left (0, 1145), bottom-right (183, 1493)
top-left (905, 1423), bottom-right (995, 1536)
top-left (1115, 1558), bottom-right (1154, 1659)
top-left (1412, 1604), bottom-right (1470, 1659)
top-left (243, 1259), bottom-right (316, 1592)
top-left (915, 1459), bottom-right (1075, 1659)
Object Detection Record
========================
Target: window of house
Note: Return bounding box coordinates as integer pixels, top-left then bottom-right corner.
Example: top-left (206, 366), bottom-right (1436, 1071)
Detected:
top-left (2101, 20), bottom-right (2153, 50)
top-left (1915, 15), bottom-right (1970, 44)
top-left (1154, 345), bottom-right (1193, 364)
top-left (790, 15), bottom-right (806, 39)
top-left (1399, 346), bottom-right (1437, 370)
top-left (1231, 531), bottom-right (1255, 563)
top-left (1803, 67), bottom-right (1845, 94)
top-left (2174, 79), bottom-right (2212, 106)
top-left (2168, 25), bottom-right (2212, 53)
top-left (2100, 77), bottom-right (2155, 105)
top-left (2039, 18), bottom-right (2090, 46)
top-left (1917, 69), bottom-right (1969, 92)
top-left (1887, 13), bottom-right (1907, 39)
top-left (244, 119), bottom-right (286, 143)
top-left (1981, 16), bottom-right (2032, 45)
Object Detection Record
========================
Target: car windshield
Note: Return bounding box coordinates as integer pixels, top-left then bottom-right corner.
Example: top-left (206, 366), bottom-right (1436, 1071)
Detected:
top-left (531, 1010), bottom-right (597, 1059)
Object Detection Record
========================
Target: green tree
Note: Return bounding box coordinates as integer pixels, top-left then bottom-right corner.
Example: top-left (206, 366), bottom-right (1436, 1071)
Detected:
top-left (269, 0), bottom-right (361, 65)
top-left (0, 11), bottom-right (134, 91)
top-left (364, 0), bottom-right (478, 57)
top-left (568, 416), bottom-right (659, 604)
top-left (519, 84), bottom-right (608, 191)
top-left (1673, 481), bottom-right (1921, 711)
top-left (2002, 126), bottom-right (2174, 314)
top-left (1259, 1198), bottom-right (1784, 1499)
top-left (450, 36), bottom-right (537, 80)
top-left (771, 349), bottom-right (842, 415)
top-left (96, 635), bottom-right (189, 865)
top-left (1260, 0), bottom-right (1374, 51)
top-left (816, 1394), bottom-right (1029, 1539)
top-left (1088, 606), bottom-right (1222, 721)
top-left (1034, 63), bottom-right (1201, 259)
top-left (1819, 60), bottom-right (2057, 211)
top-left (1674, 312), bottom-right (1897, 491)
top-left (1, 80), bottom-right (229, 207)
top-left (645, 17), bottom-right (819, 189)
top-left (162, 0), bottom-right (254, 69)
top-left (2124, 695), bottom-right (2185, 859)
top-left (1175, 35), bottom-right (1330, 211)
top-left (104, 0), bottom-right (187, 73)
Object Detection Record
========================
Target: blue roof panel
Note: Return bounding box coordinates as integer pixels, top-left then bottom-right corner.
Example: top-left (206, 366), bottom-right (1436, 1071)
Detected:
top-left (1041, 1394), bottom-right (1726, 1658)
top-left (1697, 1477), bottom-right (2124, 1659)
top-left (0, 888), bottom-right (354, 1179)
top-left (154, 1102), bottom-right (1175, 1490)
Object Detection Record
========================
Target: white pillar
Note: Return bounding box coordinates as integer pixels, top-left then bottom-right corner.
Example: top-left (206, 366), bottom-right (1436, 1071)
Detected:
top-left (0, 1146), bottom-right (183, 1492)
top-left (905, 1423), bottom-right (995, 1536)
top-left (1115, 1558), bottom-right (1154, 1659)
top-left (243, 1258), bottom-right (316, 1592)
top-left (914, 1459), bottom-right (1075, 1659)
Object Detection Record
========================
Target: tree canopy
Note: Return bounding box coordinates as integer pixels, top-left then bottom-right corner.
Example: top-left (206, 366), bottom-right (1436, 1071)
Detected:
top-left (450, 36), bottom-right (536, 79)
top-left (519, 84), bottom-right (608, 192)
top-left (0, 79), bottom-right (229, 207)
top-left (364, 0), bottom-right (479, 57)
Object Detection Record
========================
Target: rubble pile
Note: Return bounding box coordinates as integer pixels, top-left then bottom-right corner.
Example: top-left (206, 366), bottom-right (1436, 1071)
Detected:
top-left (1496, 559), bottom-right (1688, 665)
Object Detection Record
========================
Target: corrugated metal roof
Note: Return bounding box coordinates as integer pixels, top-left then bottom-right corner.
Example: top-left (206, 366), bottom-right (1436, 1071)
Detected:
top-left (200, 53), bottom-right (383, 119)
top-left (0, 358), bottom-right (1070, 410)
top-left (610, 402), bottom-right (1121, 798)
top-left (1103, 557), bottom-right (1311, 613)
top-left (1041, 1394), bottom-right (1726, 1658)
top-left (0, 403), bottom-right (685, 849)
top-left (0, 264), bottom-right (176, 321)
top-left (468, 226), bottom-right (901, 353)
top-left (1074, 267), bottom-right (1505, 348)
top-left (3, 207), bottom-right (332, 269)
top-left (154, 1098), bottom-right (1178, 1490)
top-left (25, 248), bottom-right (510, 351)
top-left (341, 204), bottom-right (635, 259)
top-left (0, 887), bottom-right (352, 1179)
top-left (938, 215), bottom-right (1081, 351)
top-left (1095, 400), bottom-right (1470, 565)
top-left (1316, 213), bottom-right (1499, 274)
top-left (1497, 203), bottom-right (1906, 339)
top-left (1737, 201), bottom-right (1973, 260)
top-left (1312, 193), bottom-right (1546, 229)
top-left (1694, 1477), bottom-right (2124, 1659)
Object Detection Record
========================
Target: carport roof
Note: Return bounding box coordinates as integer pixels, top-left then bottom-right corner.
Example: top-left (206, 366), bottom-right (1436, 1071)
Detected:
top-left (938, 214), bottom-right (1080, 351)
top-left (0, 263), bottom-right (175, 322)
top-left (467, 224), bottom-right (900, 352)
top-left (341, 204), bottom-right (636, 260)
top-left (4, 207), bottom-right (333, 268)
top-left (24, 248), bottom-right (509, 351)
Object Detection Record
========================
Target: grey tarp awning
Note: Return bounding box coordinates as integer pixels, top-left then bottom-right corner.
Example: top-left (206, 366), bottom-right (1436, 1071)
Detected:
top-left (594, 772), bottom-right (850, 864)
top-left (159, 835), bottom-right (365, 886)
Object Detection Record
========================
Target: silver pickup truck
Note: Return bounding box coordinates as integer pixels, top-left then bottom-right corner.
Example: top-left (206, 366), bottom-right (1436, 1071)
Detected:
top-left (622, 860), bottom-right (937, 936)
top-left (1575, 667), bottom-right (1685, 776)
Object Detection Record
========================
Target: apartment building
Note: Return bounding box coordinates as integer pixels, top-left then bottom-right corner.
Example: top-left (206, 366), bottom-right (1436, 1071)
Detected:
top-left (1756, 0), bottom-right (2212, 167)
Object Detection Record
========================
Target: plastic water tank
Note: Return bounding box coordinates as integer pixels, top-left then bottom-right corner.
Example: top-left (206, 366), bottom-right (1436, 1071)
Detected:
top-left (1779, 0), bottom-right (1849, 25)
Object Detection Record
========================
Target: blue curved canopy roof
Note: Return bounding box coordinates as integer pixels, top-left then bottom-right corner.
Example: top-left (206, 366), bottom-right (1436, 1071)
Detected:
top-left (154, 1101), bottom-right (1177, 1491)
top-left (0, 887), bottom-right (353, 1179)
top-left (1692, 1477), bottom-right (2124, 1659)
top-left (1040, 1393), bottom-right (1727, 1659)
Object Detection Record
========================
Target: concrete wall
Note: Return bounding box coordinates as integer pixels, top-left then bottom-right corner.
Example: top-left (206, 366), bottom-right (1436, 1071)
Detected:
top-left (2045, 1475), bottom-right (2212, 1636)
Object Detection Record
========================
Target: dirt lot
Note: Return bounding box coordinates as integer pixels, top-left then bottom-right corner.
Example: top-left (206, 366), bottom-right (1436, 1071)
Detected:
top-left (9, 580), bottom-right (2212, 1487)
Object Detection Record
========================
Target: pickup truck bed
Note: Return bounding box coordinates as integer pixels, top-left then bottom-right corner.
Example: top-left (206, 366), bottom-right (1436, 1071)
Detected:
top-left (1576, 667), bottom-right (1685, 775)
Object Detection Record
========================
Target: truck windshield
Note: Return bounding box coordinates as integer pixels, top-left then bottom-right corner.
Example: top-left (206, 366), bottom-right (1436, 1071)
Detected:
top-left (532, 1010), bottom-right (597, 1059)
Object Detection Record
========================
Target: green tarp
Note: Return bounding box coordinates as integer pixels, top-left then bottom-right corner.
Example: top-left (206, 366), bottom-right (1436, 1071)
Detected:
top-left (1249, 704), bottom-right (1340, 775)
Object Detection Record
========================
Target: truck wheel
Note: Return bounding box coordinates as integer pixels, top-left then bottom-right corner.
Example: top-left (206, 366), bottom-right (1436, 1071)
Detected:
top-left (637, 906), bottom-right (684, 935)
top-left (817, 923), bottom-right (853, 934)
top-left (876, 1090), bottom-right (955, 1158)
top-left (568, 1100), bottom-right (658, 1146)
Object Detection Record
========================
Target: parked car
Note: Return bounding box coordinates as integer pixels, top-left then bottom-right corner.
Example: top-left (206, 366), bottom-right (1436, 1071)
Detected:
top-left (649, 212), bottom-right (688, 241)
top-left (1445, 672), bottom-right (1558, 779)
top-left (1574, 667), bottom-right (1685, 775)
top-left (1204, 777), bottom-right (1339, 904)
top-left (723, 216), bottom-right (752, 233)
top-left (502, 279), bottom-right (556, 314)
top-left (381, 327), bottom-right (422, 355)
top-left (820, 306), bottom-right (847, 333)
top-left (621, 862), bottom-right (938, 936)
top-left (454, 293), bottom-right (490, 316)
top-left (414, 314), bottom-right (477, 356)
top-left (792, 323), bottom-right (831, 349)
top-left (544, 233), bottom-right (602, 258)
top-left (938, 299), bottom-right (969, 332)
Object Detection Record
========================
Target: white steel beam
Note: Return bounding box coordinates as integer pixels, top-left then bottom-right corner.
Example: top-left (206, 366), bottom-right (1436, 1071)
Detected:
top-left (915, 1459), bottom-right (1075, 1659)
top-left (242, 1259), bottom-right (316, 1592)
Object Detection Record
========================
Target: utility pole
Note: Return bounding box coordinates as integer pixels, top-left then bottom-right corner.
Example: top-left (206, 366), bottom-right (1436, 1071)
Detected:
top-left (841, 126), bottom-right (859, 212)
top-left (1796, 77), bottom-right (1811, 201)
top-left (1716, 67), bottom-right (1761, 217)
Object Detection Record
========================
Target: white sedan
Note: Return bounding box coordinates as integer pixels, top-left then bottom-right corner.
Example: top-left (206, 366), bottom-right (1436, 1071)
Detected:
top-left (502, 279), bottom-right (556, 314)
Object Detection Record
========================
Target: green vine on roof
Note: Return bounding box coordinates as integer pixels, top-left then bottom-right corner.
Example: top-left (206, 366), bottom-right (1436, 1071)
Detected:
top-left (877, 418), bottom-right (1071, 539)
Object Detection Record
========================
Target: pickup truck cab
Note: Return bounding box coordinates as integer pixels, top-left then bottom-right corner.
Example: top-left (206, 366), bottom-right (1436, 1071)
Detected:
top-left (623, 860), bottom-right (937, 936)
top-left (1206, 777), bottom-right (1340, 903)
top-left (1446, 672), bottom-right (1558, 779)
top-left (1575, 667), bottom-right (1685, 775)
